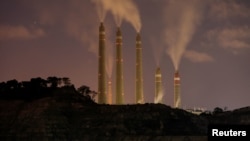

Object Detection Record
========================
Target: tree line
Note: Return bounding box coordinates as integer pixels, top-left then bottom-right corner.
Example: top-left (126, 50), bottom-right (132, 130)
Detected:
top-left (0, 76), bottom-right (97, 101)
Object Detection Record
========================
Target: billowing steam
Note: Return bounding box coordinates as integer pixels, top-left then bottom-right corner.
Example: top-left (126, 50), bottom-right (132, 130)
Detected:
top-left (150, 37), bottom-right (165, 67)
top-left (94, 1), bottom-right (107, 22)
top-left (92, 0), bottom-right (142, 32)
top-left (164, 0), bottom-right (204, 70)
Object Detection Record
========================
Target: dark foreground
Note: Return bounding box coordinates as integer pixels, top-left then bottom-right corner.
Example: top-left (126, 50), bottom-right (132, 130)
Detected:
top-left (0, 91), bottom-right (249, 141)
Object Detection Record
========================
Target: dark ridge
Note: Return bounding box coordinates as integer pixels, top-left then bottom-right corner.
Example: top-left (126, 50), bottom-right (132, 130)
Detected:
top-left (0, 78), bottom-right (249, 140)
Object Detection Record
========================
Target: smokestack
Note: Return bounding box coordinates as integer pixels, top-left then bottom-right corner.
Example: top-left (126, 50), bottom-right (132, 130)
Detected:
top-left (98, 22), bottom-right (107, 104)
top-left (115, 27), bottom-right (124, 104)
top-left (174, 71), bottom-right (181, 108)
top-left (155, 67), bottom-right (163, 103)
top-left (107, 79), bottom-right (112, 104)
top-left (135, 33), bottom-right (144, 104)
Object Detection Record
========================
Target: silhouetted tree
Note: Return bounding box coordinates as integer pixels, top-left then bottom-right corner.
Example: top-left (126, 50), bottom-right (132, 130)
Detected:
top-left (6, 79), bottom-right (19, 90)
top-left (0, 82), bottom-right (6, 94)
top-left (29, 77), bottom-right (48, 97)
top-left (30, 77), bottom-right (47, 88)
top-left (213, 107), bottom-right (223, 114)
top-left (47, 76), bottom-right (59, 88)
top-left (77, 85), bottom-right (90, 95)
top-left (0, 77), bottom-right (98, 101)
top-left (77, 85), bottom-right (97, 101)
top-left (62, 77), bottom-right (71, 86)
top-left (57, 77), bottom-right (62, 87)
top-left (21, 81), bottom-right (31, 89)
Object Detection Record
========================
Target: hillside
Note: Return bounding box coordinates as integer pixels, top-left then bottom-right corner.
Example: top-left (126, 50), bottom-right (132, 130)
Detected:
top-left (0, 88), bottom-right (249, 141)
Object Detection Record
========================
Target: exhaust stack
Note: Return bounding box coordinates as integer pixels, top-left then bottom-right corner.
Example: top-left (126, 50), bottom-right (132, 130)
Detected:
top-left (174, 71), bottom-right (181, 108)
top-left (135, 33), bottom-right (144, 104)
top-left (155, 67), bottom-right (163, 103)
top-left (98, 22), bottom-right (107, 104)
top-left (107, 79), bottom-right (112, 104)
top-left (115, 27), bottom-right (124, 104)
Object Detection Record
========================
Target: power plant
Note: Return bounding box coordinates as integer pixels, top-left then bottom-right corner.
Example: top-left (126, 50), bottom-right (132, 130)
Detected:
top-left (155, 67), bottom-right (163, 103)
top-left (96, 22), bottom-right (182, 108)
top-left (135, 33), bottom-right (144, 104)
top-left (115, 27), bottom-right (124, 104)
top-left (98, 22), bottom-right (107, 104)
top-left (174, 71), bottom-right (181, 108)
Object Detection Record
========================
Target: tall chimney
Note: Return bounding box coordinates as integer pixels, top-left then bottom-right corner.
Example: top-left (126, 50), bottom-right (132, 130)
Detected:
top-left (155, 67), bottom-right (163, 103)
top-left (107, 79), bottom-right (112, 104)
top-left (98, 22), bottom-right (107, 104)
top-left (174, 71), bottom-right (181, 108)
top-left (135, 33), bottom-right (144, 104)
top-left (115, 27), bottom-right (124, 104)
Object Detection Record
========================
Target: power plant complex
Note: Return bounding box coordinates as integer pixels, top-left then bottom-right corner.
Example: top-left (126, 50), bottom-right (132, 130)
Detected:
top-left (97, 22), bottom-right (181, 108)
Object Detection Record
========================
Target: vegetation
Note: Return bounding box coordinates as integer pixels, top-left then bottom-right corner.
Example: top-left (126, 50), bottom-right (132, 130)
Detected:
top-left (0, 76), bottom-right (97, 101)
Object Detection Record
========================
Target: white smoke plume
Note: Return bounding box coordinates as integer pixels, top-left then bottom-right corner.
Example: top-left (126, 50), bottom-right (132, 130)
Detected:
top-left (164, 0), bottom-right (204, 70)
top-left (94, 0), bottom-right (107, 22)
top-left (150, 37), bottom-right (165, 67)
top-left (92, 0), bottom-right (142, 32)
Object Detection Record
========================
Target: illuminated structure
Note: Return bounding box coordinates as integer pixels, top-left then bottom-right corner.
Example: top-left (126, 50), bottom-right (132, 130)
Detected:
top-left (98, 22), bottom-right (107, 104)
top-left (115, 27), bottom-right (124, 104)
top-left (135, 33), bottom-right (144, 103)
top-left (155, 67), bottom-right (163, 103)
top-left (107, 79), bottom-right (112, 104)
top-left (174, 71), bottom-right (181, 108)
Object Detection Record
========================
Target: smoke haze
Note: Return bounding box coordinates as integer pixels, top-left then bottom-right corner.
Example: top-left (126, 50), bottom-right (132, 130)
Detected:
top-left (164, 0), bottom-right (204, 70)
top-left (93, 0), bottom-right (107, 22)
top-left (92, 0), bottom-right (141, 32)
top-left (150, 37), bottom-right (165, 67)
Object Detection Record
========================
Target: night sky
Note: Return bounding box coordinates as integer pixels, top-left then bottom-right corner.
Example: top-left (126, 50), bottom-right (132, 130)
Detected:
top-left (1, 0), bottom-right (250, 111)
